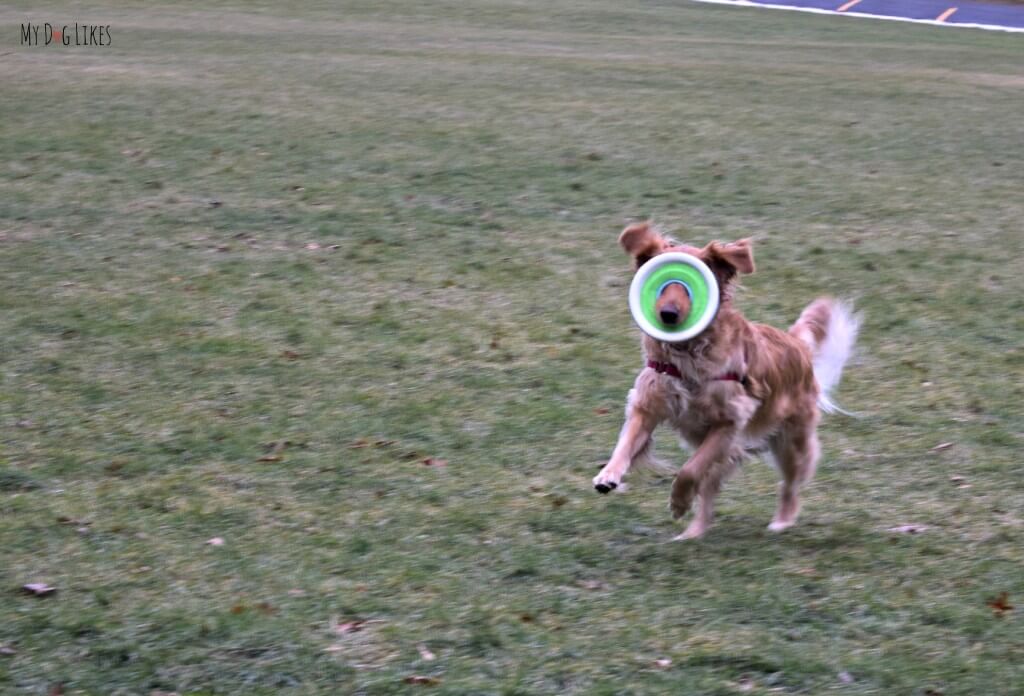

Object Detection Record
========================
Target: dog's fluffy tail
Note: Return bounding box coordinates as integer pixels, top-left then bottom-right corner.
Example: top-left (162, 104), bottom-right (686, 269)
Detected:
top-left (790, 298), bottom-right (860, 416)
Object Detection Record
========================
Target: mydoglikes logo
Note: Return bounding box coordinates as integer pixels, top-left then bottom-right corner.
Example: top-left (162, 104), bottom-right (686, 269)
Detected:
top-left (20, 23), bottom-right (111, 46)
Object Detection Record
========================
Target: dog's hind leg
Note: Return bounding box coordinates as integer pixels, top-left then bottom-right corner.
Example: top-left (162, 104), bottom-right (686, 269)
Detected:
top-left (669, 426), bottom-right (736, 524)
top-left (768, 422), bottom-right (820, 533)
top-left (676, 449), bottom-right (744, 540)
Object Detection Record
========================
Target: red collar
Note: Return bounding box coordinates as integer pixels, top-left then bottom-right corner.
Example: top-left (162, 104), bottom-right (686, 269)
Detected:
top-left (647, 360), bottom-right (744, 384)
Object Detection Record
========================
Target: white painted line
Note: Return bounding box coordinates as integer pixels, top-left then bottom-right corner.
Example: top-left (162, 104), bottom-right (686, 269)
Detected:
top-left (688, 0), bottom-right (1024, 34)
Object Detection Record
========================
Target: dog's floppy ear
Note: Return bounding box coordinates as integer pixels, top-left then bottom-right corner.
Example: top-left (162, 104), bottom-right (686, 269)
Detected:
top-left (619, 222), bottom-right (667, 269)
top-left (703, 238), bottom-right (755, 276)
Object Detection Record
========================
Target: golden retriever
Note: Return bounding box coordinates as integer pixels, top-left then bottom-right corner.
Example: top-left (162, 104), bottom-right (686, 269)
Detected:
top-left (593, 222), bottom-right (859, 540)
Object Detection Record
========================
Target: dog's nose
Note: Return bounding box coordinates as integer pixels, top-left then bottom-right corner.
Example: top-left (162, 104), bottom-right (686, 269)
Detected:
top-left (659, 306), bottom-right (680, 325)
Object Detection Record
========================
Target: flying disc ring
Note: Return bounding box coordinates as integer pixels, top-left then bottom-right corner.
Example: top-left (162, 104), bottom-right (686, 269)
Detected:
top-left (628, 252), bottom-right (720, 343)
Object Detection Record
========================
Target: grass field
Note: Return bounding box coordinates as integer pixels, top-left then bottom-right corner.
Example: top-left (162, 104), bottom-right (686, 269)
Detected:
top-left (2, 1), bottom-right (1023, 694)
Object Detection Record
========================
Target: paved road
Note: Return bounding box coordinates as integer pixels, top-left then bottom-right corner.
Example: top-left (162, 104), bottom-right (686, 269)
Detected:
top-left (695, 0), bottom-right (1024, 31)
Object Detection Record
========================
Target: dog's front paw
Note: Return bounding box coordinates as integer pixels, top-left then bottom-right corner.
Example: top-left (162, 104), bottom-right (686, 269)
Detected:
top-left (669, 472), bottom-right (697, 519)
top-left (592, 468), bottom-right (621, 494)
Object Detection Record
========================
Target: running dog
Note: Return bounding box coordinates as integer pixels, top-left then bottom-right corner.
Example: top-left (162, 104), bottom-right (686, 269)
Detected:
top-left (593, 222), bottom-right (859, 539)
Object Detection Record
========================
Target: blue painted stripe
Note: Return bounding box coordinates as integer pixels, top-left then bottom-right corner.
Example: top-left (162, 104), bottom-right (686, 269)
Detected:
top-left (951, 4), bottom-right (1024, 28)
top-left (711, 0), bottom-right (1024, 31)
top-left (856, 0), bottom-right (955, 20)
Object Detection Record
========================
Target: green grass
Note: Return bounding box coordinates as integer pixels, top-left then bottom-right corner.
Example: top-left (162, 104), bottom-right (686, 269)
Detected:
top-left (2, 1), bottom-right (1022, 694)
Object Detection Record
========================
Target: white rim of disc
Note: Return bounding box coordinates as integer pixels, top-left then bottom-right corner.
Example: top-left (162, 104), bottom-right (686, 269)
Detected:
top-left (628, 252), bottom-right (720, 343)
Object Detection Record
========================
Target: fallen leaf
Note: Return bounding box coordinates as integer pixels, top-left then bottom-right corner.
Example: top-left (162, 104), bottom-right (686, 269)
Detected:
top-left (519, 613), bottom-right (534, 623)
top-left (335, 620), bottom-right (366, 635)
top-left (230, 604), bottom-right (248, 614)
top-left (349, 438), bottom-right (393, 450)
top-left (48, 684), bottom-right (64, 696)
top-left (417, 644), bottom-right (436, 661)
top-left (653, 658), bottom-right (672, 669)
top-left (949, 475), bottom-right (966, 484)
top-left (888, 524), bottom-right (928, 534)
top-left (305, 242), bottom-right (321, 250)
top-left (403, 675), bottom-right (441, 686)
top-left (924, 690), bottom-right (944, 696)
top-left (257, 454), bottom-right (282, 462)
top-left (56, 516), bottom-right (90, 527)
top-left (930, 442), bottom-right (954, 452)
top-left (421, 457), bottom-right (447, 467)
top-left (205, 537), bottom-right (225, 546)
top-left (255, 602), bottom-right (277, 615)
top-left (550, 495), bottom-right (568, 508)
top-left (987, 592), bottom-right (1013, 616)
top-left (22, 583), bottom-right (57, 597)
top-left (333, 617), bottom-right (383, 636)
top-left (838, 671), bottom-right (854, 684)
top-left (594, 407), bottom-right (610, 415)
top-left (280, 350), bottom-right (302, 361)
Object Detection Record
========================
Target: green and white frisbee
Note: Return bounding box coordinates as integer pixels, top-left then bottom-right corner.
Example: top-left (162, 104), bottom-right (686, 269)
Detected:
top-left (628, 252), bottom-right (720, 342)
